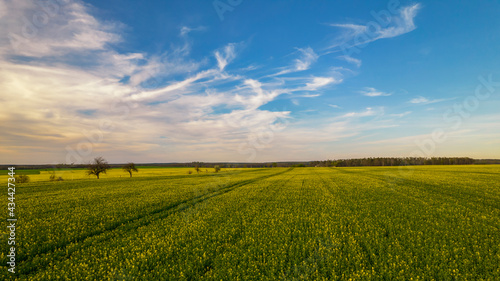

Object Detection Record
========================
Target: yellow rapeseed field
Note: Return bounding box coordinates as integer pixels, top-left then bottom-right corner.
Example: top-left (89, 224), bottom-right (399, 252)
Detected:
top-left (1, 165), bottom-right (499, 280)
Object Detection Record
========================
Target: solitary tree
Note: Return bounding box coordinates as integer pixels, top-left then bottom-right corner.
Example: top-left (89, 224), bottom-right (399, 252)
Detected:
top-left (86, 157), bottom-right (111, 179)
top-left (122, 162), bottom-right (138, 177)
top-left (214, 165), bottom-right (221, 173)
top-left (195, 164), bottom-right (201, 174)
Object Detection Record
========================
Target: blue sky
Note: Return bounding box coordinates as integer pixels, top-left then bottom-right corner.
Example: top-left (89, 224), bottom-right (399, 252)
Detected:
top-left (1, 0), bottom-right (499, 164)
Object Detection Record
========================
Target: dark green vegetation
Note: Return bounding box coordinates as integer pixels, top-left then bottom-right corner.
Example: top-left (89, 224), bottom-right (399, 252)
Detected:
top-left (1, 166), bottom-right (499, 280)
top-left (0, 170), bottom-right (40, 175)
top-left (310, 157), bottom-right (475, 167)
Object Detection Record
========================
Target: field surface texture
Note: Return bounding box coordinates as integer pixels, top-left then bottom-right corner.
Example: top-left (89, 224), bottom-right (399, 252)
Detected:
top-left (1, 166), bottom-right (499, 280)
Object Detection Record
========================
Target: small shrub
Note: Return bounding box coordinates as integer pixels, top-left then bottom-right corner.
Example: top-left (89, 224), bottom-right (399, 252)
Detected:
top-left (15, 175), bottom-right (30, 183)
top-left (188, 170), bottom-right (193, 175)
top-left (50, 174), bottom-right (64, 181)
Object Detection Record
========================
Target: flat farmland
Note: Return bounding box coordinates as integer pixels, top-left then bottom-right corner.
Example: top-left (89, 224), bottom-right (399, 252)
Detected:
top-left (2, 166), bottom-right (499, 280)
top-left (0, 167), bottom-right (244, 182)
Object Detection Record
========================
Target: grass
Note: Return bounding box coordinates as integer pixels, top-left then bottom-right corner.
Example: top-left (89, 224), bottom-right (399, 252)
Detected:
top-left (1, 165), bottom-right (499, 280)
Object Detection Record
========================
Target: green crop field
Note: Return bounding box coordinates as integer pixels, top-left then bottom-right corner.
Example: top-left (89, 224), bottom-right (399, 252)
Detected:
top-left (2, 165), bottom-right (500, 280)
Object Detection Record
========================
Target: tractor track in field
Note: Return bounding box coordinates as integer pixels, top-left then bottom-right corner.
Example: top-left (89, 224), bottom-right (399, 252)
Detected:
top-left (193, 173), bottom-right (298, 278)
top-left (312, 170), bottom-right (386, 269)
top-left (21, 168), bottom-right (294, 276)
top-left (145, 171), bottom-right (298, 278)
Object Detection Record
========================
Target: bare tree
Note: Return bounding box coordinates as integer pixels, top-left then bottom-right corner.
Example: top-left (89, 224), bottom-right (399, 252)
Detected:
top-left (122, 162), bottom-right (138, 178)
top-left (87, 157), bottom-right (111, 179)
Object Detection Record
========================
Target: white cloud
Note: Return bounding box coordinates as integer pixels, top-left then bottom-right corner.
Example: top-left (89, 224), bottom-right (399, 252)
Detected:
top-left (234, 79), bottom-right (285, 110)
top-left (389, 111), bottom-right (412, 117)
top-left (128, 69), bottom-right (216, 102)
top-left (327, 3), bottom-right (421, 50)
top-left (180, 26), bottom-right (206, 37)
top-left (409, 96), bottom-right (448, 104)
top-left (378, 4), bottom-right (421, 39)
top-left (330, 23), bottom-right (367, 35)
top-left (215, 43), bottom-right (237, 71)
top-left (339, 107), bottom-right (382, 118)
top-left (269, 47), bottom-right (319, 76)
top-left (127, 52), bottom-right (202, 87)
top-left (0, 0), bottom-right (121, 57)
top-left (328, 104), bottom-right (342, 109)
top-left (303, 77), bottom-right (338, 91)
top-left (337, 55), bottom-right (362, 67)
top-left (180, 26), bottom-right (191, 37)
top-left (297, 93), bottom-right (321, 98)
top-left (360, 87), bottom-right (391, 97)
top-left (410, 96), bottom-right (429, 103)
top-left (294, 47), bottom-right (319, 71)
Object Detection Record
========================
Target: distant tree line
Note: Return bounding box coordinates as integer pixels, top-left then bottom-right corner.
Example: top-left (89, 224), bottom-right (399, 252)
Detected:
top-left (474, 159), bottom-right (500, 164)
top-left (310, 157), bottom-right (475, 167)
top-left (1, 157), bottom-right (484, 171)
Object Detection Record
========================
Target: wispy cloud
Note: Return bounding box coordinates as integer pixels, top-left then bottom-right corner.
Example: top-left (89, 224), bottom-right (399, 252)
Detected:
top-left (215, 43), bottom-right (238, 71)
top-left (409, 96), bottom-right (447, 104)
top-left (337, 55), bottom-right (362, 67)
top-left (180, 26), bottom-right (206, 37)
top-left (270, 47), bottom-right (319, 76)
top-left (1, 1), bottom-right (121, 57)
top-left (339, 107), bottom-right (383, 118)
top-left (378, 4), bottom-right (421, 39)
top-left (360, 87), bottom-right (391, 97)
top-left (303, 77), bottom-right (339, 91)
top-left (389, 111), bottom-right (412, 117)
top-left (294, 47), bottom-right (319, 71)
top-left (410, 96), bottom-right (429, 103)
top-left (237, 79), bottom-right (284, 109)
top-left (128, 69), bottom-right (216, 102)
top-left (328, 104), bottom-right (342, 109)
top-left (327, 3), bottom-right (422, 51)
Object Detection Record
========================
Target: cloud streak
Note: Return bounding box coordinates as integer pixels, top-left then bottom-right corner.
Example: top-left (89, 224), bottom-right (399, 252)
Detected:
top-left (339, 107), bottom-right (382, 118)
top-left (360, 87), bottom-right (391, 97)
top-left (337, 55), bottom-right (362, 67)
top-left (409, 96), bottom-right (448, 105)
top-left (327, 3), bottom-right (421, 52)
